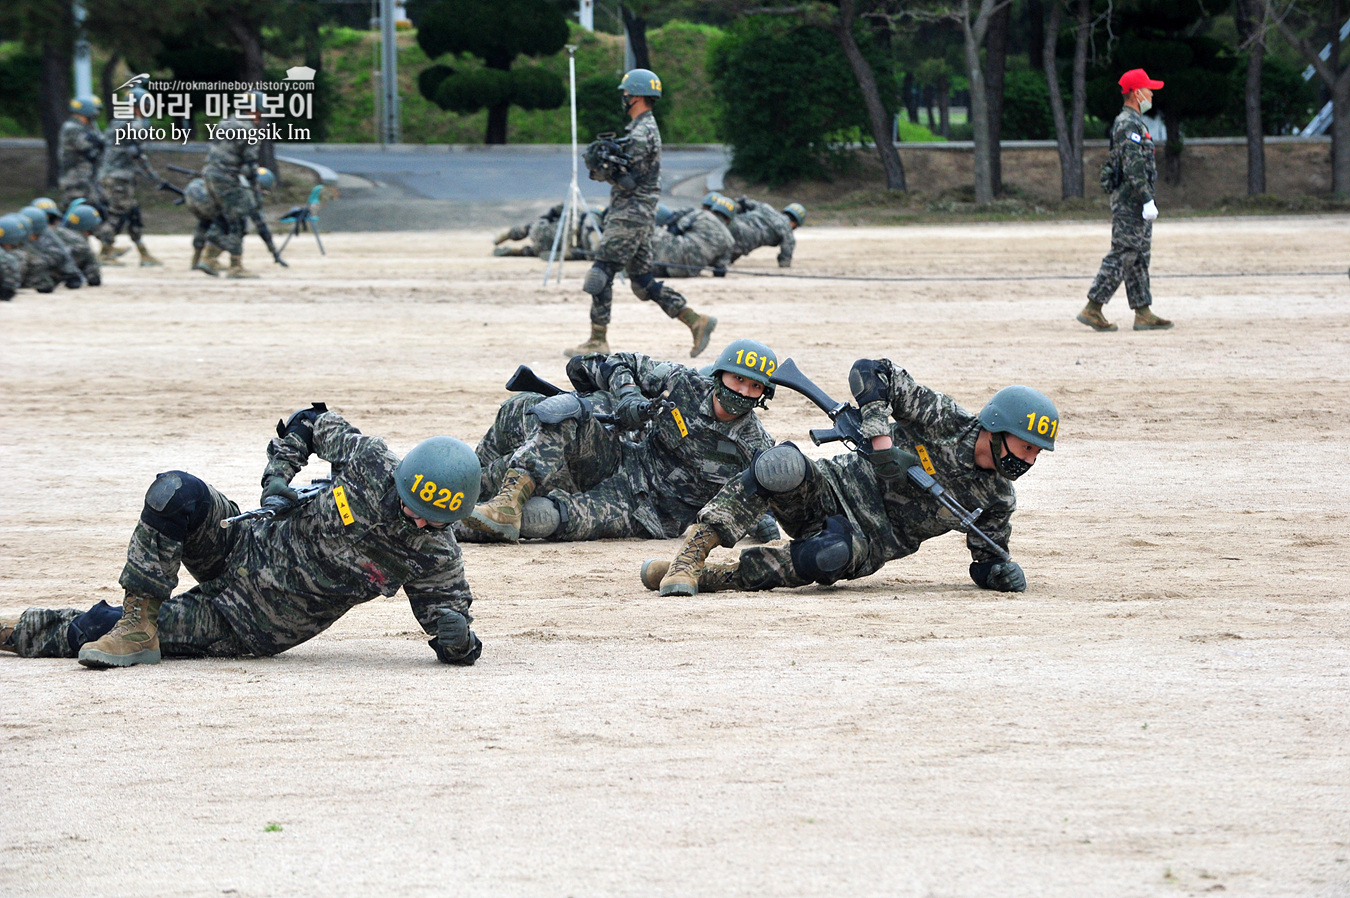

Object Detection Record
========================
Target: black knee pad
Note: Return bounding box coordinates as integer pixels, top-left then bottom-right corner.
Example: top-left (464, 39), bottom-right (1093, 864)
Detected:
top-left (790, 515), bottom-right (854, 584)
top-left (66, 599), bottom-right (124, 654)
top-left (742, 443), bottom-right (808, 495)
top-left (631, 272), bottom-right (664, 301)
top-left (140, 470), bottom-right (212, 540)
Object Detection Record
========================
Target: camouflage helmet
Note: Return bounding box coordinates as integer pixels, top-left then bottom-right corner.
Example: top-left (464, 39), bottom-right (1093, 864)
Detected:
top-left (618, 68), bottom-right (662, 98)
top-left (19, 206), bottom-right (48, 235)
top-left (655, 204), bottom-right (674, 226)
top-left (0, 214), bottom-right (30, 248)
top-left (783, 202), bottom-right (806, 226)
top-left (32, 197), bottom-right (60, 218)
top-left (70, 96), bottom-right (102, 117)
top-left (64, 203), bottom-right (102, 232)
top-left (709, 338), bottom-right (778, 400)
top-left (255, 166), bottom-right (276, 190)
top-left (706, 194), bottom-right (737, 222)
top-left (978, 385), bottom-right (1059, 452)
top-left (394, 436), bottom-right (482, 525)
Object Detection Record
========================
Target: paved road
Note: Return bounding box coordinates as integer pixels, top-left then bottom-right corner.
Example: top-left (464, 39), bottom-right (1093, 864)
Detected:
top-left (275, 143), bottom-right (729, 230)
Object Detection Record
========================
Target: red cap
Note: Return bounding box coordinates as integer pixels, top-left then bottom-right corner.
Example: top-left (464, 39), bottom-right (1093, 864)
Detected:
top-left (1119, 69), bottom-right (1164, 94)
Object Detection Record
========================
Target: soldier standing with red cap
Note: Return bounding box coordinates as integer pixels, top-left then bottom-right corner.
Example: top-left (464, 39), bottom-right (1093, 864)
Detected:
top-left (1079, 68), bottom-right (1175, 332)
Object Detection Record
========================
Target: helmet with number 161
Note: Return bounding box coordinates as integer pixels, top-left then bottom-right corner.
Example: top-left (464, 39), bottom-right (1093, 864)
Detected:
top-left (709, 338), bottom-right (777, 400)
top-left (978, 385), bottom-right (1059, 451)
top-left (394, 436), bottom-right (482, 524)
top-left (618, 68), bottom-right (662, 98)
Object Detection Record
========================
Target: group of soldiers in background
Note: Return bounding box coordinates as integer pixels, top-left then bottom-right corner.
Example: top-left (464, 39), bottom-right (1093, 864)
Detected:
top-left (0, 198), bottom-right (103, 300)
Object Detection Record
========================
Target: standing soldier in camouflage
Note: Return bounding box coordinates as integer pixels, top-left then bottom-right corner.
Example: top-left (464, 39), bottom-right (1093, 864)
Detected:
top-left (0, 407), bottom-right (487, 669)
top-left (16, 206), bottom-right (83, 292)
top-left (196, 97), bottom-right (263, 278)
top-left (730, 198), bottom-right (803, 268)
top-left (98, 88), bottom-right (163, 267)
top-left (1081, 69), bottom-right (1174, 332)
top-left (571, 69), bottom-right (717, 358)
top-left (0, 214), bottom-right (26, 301)
top-left (44, 200), bottom-right (102, 285)
top-left (58, 96), bottom-right (121, 262)
top-left (463, 339), bottom-right (778, 544)
top-left (643, 359), bottom-right (1057, 597)
top-left (652, 192), bottom-right (736, 278)
top-left (493, 203), bottom-right (601, 259)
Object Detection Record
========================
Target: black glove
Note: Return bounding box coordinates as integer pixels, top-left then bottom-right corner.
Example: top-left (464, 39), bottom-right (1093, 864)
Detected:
top-left (86, 275), bottom-right (100, 287)
top-left (613, 392), bottom-right (648, 431)
top-left (848, 359), bottom-right (891, 407)
top-left (260, 475), bottom-right (300, 510)
top-left (275, 402), bottom-right (328, 451)
top-left (971, 560), bottom-right (1025, 592)
top-left (866, 445), bottom-right (919, 481)
top-left (64, 276), bottom-right (83, 289)
top-left (751, 514), bottom-right (780, 543)
top-left (429, 610), bottom-right (482, 665)
top-left (712, 267), bottom-right (727, 278)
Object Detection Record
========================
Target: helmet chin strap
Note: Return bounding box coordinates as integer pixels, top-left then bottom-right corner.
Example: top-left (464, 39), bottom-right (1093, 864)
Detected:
top-left (993, 432), bottom-right (1032, 480)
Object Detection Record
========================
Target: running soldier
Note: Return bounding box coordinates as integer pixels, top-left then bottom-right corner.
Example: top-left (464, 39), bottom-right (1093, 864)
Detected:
top-left (493, 203), bottom-right (601, 259)
top-left (57, 96), bottom-right (121, 261)
top-left (571, 68), bottom-right (716, 358)
top-left (643, 359), bottom-right (1057, 596)
top-left (0, 407), bottom-right (486, 669)
top-left (729, 198), bottom-right (803, 268)
top-left (98, 88), bottom-right (163, 267)
top-left (1080, 69), bottom-right (1174, 332)
top-left (463, 339), bottom-right (778, 544)
top-left (652, 192), bottom-right (735, 278)
top-left (15, 206), bottom-right (83, 292)
top-left (196, 97), bottom-right (263, 278)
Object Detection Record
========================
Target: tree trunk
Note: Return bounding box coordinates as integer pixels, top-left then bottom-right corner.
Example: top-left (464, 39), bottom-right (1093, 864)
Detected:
top-left (226, 15), bottom-right (277, 170)
top-left (961, 0), bottom-right (998, 204)
top-left (1045, 0), bottom-right (1089, 199)
top-left (1235, 0), bottom-right (1265, 194)
top-left (100, 52), bottom-right (122, 112)
top-left (903, 71), bottom-right (920, 123)
top-left (926, 86), bottom-right (937, 131)
top-left (1069, 0), bottom-right (1088, 196)
top-left (986, 0), bottom-right (1010, 195)
top-left (486, 103), bottom-right (509, 144)
top-left (937, 76), bottom-right (951, 138)
top-left (39, 42), bottom-right (72, 190)
top-left (1028, 0), bottom-right (1045, 71)
top-left (1162, 108), bottom-right (1182, 184)
top-left (835, 0), bottom-right (906, 189)
top-left (621, 6), bottom-right (651, 71)
top-left (1334, 70), bottom-right (1350, 195)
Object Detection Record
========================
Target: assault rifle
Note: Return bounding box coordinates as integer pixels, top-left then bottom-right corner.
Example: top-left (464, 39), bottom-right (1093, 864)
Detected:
top-left (584, 133), bottom-right (636, 191)
top-left (156, 179), bottom-right (187, 205)
top-left (219, 478), bottom-right (333, 528)
top-left (768, 358), bottom-right (1011, 563)
top-left (504, 365), bottom-right (677, 429)
top-left (167, 165), bottom-right (286, 265)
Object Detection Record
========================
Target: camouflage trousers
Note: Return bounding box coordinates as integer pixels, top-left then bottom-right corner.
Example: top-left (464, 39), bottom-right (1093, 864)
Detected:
top-left (0, 248), bottom-right (21, 299)
top-left (204, 172), bottom-right (252, 255)
top-left (588, 217), bottom-right (688, 326)
top-left (1088, 203), bottom-right (1152, 309)
top-left (697, 451), bottom-right (895, 591)
top-left (59, 178), bottom-right (116, 247)
top-left (98, 175), bottom-right (146, 242)
top-left (473, 392), bottom-right (618, 497)
top-left (10, 472), bottom-right (252, 658)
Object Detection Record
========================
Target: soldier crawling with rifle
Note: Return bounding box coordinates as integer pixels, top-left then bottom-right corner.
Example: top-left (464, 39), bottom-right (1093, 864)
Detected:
top-left (642, 358), bottom-right (1059, 597)
top-left (161, 163), bottom-right (287, 272)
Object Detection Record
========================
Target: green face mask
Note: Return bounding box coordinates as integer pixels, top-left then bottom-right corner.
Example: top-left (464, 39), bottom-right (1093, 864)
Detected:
top-left (714, 379), bottom-right (759, 418)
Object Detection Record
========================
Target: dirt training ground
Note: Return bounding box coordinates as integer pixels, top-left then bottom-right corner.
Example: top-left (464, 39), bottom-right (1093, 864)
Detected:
top-left (2, 219), bottom-right (1347, 897)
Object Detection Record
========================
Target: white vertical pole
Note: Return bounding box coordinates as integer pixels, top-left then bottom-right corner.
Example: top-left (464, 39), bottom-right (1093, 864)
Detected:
top-left (380, 0), bottom-right (400, 144)
top-left (579, 0), bottom-right (594, 31)
top-left (545, 46), bottom-right (584, 285)
top-left (72, 1), bottom-right (92, 98)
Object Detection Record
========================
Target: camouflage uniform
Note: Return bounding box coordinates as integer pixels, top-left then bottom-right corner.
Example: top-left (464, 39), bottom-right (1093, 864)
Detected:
top-left (51, 226), bottom-right (101, 285)
top-left (203, 118), bottom-right (261, 256)
top-left (1088, 107), bottom-right (1157, 310)
top-left (8, 412), bottom-right (478, 660)
top-left (0, 248), bottom-right (21, 300)
top-left (97, 117), bottom-right (159, 243)
top-left (16, 234), bottom-right (81, 292)
top-left (57, 116), bottom-right (115, 247)
top-left (586, 111), bottom-right (689, 325)
top-left (185, 176), bottom-right (241, 255)
top-left (695, 360), bottom-right (1016, 590)
top-left (488, 353), bottom-right (773, 540)
top-left (652, 208), bottom-right (734, 278)
top-left (497, 204), bottom-right (600, 259)
top-left (729, 198), bottom-right (796, 268)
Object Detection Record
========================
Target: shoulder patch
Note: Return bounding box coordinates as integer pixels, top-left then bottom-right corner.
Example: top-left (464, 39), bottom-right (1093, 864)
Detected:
top-left (1129, 132), bottom-right (1142, 143)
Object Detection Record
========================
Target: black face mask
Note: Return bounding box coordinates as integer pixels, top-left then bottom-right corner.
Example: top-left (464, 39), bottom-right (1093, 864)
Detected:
top-left (993, 432), bottom-right (1033, 480)
top-left (622, 95), bottom-right (637, 116)
top-left (714, 379), bottom-right (760, 418)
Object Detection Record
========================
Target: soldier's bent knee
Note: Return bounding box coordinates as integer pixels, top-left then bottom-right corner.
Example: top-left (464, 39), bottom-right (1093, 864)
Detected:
top-left (583, 263), bottom-right (614, 297)
top-left (140, 470), bottom-right (212, 540)
top-left (742, 443), bottom-right (809, 494)
top-left (789, 515), bottom-right (853, 584)
top-left (630, 272), bottom-right (665, 301)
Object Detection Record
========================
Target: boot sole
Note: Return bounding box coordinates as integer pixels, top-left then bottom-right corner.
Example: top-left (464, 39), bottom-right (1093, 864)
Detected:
top-left (658, 580), bottom-right (698, 597)
top-left (691, 317), bottom-right (717, 357)
top-left (463, 510), bottom-right (521, 542)
top-left (1132, 322), bottom-right (1174, 331)
top-left (640, 559), bottom-right (665, 591)
top-left (1075, 313), bottom-right (1117, 332)
top-left (78, 647), bottom-right (161, 668)
top-left (195, 265), bottom-right (220, 278)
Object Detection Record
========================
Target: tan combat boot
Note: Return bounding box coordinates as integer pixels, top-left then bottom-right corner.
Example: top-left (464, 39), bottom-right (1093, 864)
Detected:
top-left (136, 241), bottom-right (163, 267)
top-left (563, 323), bottom-right (610, 357)
top-left (190, 246), bottom-right (203, 270)
top-left (677, 308), bottom-right (717, 357)
top-left (1076, 300), bottom-right (1117, 332)
top-left (195, 245), bottom-right (224, 277)
top-left (0, 616), bottom-right (18, 655)
top-left (641, 557), bottom-right (738, 593)
top-left (1133, 308), bottom-right (1174, 331)
top-left (657, 523), bottom-right (722, 596)
top-left (98, 243), bottom-right (126, 266)
top-left (227, 254), bottom-right (259, 279)
top-left (464, 469), bottom-right (536, 542)
top-left (77, 594), bottom-right (164, 668)
top-left (493, 228), bottom-right (512, 245)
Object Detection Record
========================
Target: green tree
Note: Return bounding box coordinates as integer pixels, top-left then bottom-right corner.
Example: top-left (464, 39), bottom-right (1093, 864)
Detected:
top-left (410, 0), bottom-right (570, 144)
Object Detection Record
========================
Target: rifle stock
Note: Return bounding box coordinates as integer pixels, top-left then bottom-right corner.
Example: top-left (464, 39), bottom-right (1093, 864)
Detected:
top-left (505, 365), bottom-right (564, 397)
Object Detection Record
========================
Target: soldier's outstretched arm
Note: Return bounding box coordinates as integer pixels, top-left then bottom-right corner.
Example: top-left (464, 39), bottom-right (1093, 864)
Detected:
top-left (261, 404), bottom-right (376, 486)
top-left (966, 502), bottom-right (1021, 591)
top-left (405, 541), bottom-right (481, 666)
top-left (849, 358), bottom-right (969, 439)
top-left (776, 222), bottom-right (795, 267)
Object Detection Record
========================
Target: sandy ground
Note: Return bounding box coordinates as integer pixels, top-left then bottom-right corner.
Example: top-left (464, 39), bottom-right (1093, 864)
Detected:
top-left (1, 219), bottom-right (1348, 897)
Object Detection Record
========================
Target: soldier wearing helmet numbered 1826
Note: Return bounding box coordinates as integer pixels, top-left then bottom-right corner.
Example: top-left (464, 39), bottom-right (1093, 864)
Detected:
top-left (0, 408), bottom-right (488, 670)
top-left (570, 69), bottom-right (718, 359)
top-left (644, 358), bottom-right (1058, 597)
top-left (461, 339), bottom-right (778, 546)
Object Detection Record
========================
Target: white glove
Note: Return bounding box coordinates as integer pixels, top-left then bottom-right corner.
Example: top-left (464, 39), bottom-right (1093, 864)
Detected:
top-left (1142, 199), bottom-right (1159, 221)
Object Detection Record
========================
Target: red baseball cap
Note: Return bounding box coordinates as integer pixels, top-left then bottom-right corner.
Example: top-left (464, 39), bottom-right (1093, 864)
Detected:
top-left (1119, 69), bottom-right (1164, 94)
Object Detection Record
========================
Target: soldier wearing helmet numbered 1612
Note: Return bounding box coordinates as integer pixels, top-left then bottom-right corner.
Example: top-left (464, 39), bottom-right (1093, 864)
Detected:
top-left (462, 339), bottom-right (778, 545)
top-left (570, 69), bottom-right (718, 359)
top-left (0, 409), bottom-right (487, 670)
top-left (643, 359), bottom-right (1057, 597)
